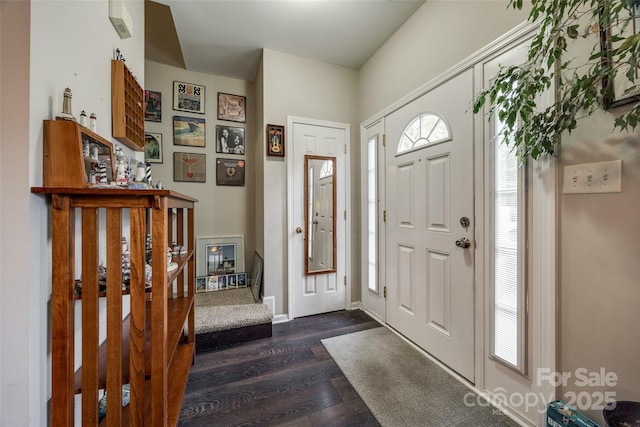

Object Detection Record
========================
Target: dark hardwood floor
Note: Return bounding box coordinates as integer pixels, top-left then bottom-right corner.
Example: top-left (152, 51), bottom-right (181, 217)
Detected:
top-left (179, 309), bottom-right (382, 426)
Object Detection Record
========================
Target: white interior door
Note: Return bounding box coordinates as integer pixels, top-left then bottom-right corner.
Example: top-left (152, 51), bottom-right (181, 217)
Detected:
top-left (290, 120), bottom-right (347, 318)
top-left (385, 69), bottom-right (475, 381)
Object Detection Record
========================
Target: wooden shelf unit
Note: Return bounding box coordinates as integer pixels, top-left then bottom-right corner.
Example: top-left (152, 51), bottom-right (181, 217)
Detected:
top-left (32, 187), bottom-right (197, 426)
top-left (112, 59), bottom-right (145, 151)
top-left (43, 120), bottom-right (116, 188)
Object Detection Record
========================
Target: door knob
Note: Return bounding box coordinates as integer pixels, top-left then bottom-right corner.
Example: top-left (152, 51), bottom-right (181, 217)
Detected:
top-left (455, 237), bottom-right (471, 249)
top-left (295, 226), bottom-right (303, 234)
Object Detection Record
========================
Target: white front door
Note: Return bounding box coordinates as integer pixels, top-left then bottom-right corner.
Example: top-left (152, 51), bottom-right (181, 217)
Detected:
top-left (290, 119), bottom-right (348, 318)
top-left (385, 69), bottom-right (475, 381)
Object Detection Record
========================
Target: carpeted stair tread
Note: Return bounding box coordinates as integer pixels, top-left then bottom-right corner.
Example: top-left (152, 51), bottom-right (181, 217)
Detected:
top-left (195, 303), bottom-right (272, 334)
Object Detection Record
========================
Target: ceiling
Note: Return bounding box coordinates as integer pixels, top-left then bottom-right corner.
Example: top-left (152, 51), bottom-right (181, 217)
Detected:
top-left (146, 0), bottom-right (426, 81)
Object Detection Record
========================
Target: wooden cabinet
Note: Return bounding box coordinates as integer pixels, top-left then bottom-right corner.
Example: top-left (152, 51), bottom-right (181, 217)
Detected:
top-left (111, 59), bottom-right (145, 151)
top-left (31, 187), bottom-right (197, 426)
top-left (43, 120), bottom-right (116, 188)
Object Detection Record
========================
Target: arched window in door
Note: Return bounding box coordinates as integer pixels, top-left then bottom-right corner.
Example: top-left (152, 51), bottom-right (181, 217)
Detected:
top-left (397, 113), bottom-right (451, 154)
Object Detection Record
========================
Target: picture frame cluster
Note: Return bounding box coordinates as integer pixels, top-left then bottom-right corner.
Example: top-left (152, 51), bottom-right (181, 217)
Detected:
top-left (143, 81), bottom-right (249, 185)
top-left (196, 235), bottom-right (248, 294)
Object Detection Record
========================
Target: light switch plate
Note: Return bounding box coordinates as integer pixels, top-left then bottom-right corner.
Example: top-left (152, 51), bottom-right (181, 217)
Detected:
top-left (563, 160), bottom-right (622, 194)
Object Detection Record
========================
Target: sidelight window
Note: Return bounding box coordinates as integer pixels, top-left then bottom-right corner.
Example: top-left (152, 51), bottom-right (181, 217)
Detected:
top-left (491, 111), bottom-right (527, 372)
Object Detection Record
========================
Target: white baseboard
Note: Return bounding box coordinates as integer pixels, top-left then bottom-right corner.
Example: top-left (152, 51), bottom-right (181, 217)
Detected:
top-left (272, 314), bottom-right (290, 324)
top-left (263, 296), bottom-right (275, 315)
top-left (350, 300), bottom-right (361, 310)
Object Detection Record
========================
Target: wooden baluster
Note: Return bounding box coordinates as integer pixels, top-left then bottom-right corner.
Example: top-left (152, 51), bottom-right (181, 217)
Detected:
top-left (106, 208), bottom-right (123, 426)
top-left (128, 207), bottom-right (146, 427)
top-left (81, 208), bottom-right (100, 425)
top-left (151, 197), bottom-right (168, 426)
top-left (176, 208), bottom-right (184, 298)
top-left (51, 195), bottom-right (75, 427)
top-left (187, 207), bottom-right (195, 347)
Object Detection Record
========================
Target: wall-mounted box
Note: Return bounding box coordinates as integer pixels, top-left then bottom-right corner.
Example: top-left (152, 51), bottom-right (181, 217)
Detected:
top-left (111, 59), bottom-right (144, 151)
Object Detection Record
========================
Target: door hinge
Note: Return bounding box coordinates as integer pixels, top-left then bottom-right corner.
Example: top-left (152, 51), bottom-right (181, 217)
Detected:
top-left (344, 276), bottom-right (347, 286)
top-left (383, 210), bottom-right (386, 222)
top-left (344, 210), bottom-right (347, 220)
top-left (383, 286), bottom-right (387, 298)
top-left (383, 134), bottom-right (386, 147)
top-left (344, 144), bottom-right (347, 154)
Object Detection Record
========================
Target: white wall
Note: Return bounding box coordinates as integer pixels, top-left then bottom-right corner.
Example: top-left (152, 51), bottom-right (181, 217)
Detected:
top-left (144, 60), bottom-right (256, 269)
top-left (559, 109), bottom-right (640, 423)
top-left (358, 1), bottom-right (531, 122)
top-left (0, 1), bottom-right (144, 425)
top-left (1, 1), bottom-right (31, 426)
top-left (262, 49), bottom-right (359, 315)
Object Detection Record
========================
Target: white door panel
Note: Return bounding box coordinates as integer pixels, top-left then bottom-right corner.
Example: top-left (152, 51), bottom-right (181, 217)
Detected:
top-left (386, 68), bottom-right (475, 381)
top-left (291, 121), bottom-right (346, 318)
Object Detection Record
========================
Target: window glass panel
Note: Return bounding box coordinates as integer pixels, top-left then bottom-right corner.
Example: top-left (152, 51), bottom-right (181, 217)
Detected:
top-left (367, 137), bottom-right (378, 293)
top-left (420, 114), bottom-right (438, 137)
top-left (429, 120), bottom-right (449, 142)
top-left (397, 113), bottom-right (450, 154)
top-left (492, 111), bottom-right (523, 369)
top-left (405, 118), bottom-right (421, 141)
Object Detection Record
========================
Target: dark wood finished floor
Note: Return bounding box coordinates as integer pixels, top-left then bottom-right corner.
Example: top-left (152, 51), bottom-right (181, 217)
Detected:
top-left (179, 309), bottom-right (382, 426)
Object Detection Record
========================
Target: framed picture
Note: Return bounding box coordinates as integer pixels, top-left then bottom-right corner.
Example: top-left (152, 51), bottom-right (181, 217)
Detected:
top-left (216, 125), bottom-right (245, 155)
top-left (266, 124), bottom-right (285, 157)
top-left (173, 152), bottom-right (206, 182)
top-left (196, 276), bottom-right (208, 293)
top-left (173, 81), bottom-right (205, 114)
top-left (217, 92), bottom-right (246, 123)
top-left (173, 115), bottom-right (205, 147)
top-left (226, 274), bottom-right (237, 288)
top-left (144, 90), bottom-right (162, 122)
top-left (249, 252), bottom-right (264, 302)
top-left (196, 235), bottom-right (245, 277)
top-left (144, 132), bottom-right (163, 163)
top-left (600, 4), bottom-right (640, 108)
top-left (216, 158), bottom-right (245, 186)
top-left (237, 272), bottom-right (247, 288)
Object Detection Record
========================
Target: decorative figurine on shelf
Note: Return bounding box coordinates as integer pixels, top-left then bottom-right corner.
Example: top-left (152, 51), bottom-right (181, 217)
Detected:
top-left (89, 113), bottom-right (97, 132)
top-left (79, 110), bottom-right (88, 127)
top-left (56, 88), bottom-right (76, 121)
top-left (115, 158), bottom-right (128, 186)
top-left (134, 162), bottom-right (146, 182)
top-left (127, 161), bottom-right (153, 189)
top-left (145, 162), bottom-right (153, 186)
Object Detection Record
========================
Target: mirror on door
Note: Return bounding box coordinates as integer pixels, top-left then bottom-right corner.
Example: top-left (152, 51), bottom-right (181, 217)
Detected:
top-left (304, 155), bottom-right (336, 275)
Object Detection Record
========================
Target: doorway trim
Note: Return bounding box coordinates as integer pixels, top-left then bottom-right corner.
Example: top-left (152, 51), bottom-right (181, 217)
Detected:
top-left (286, 115), bottom-right (352, 319)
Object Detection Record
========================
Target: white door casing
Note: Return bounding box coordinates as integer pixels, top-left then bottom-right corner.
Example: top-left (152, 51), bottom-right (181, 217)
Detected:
top-left (385, 69), bottom-right (475, 382)
top-left (288, 117), bottom-right (349, 318)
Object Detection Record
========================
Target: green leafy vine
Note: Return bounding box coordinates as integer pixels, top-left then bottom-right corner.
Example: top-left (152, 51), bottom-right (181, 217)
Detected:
top-left (473, 0), bottom-right (640, 161)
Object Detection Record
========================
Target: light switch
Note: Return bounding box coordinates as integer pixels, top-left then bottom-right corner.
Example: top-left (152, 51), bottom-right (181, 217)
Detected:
top-left (563, 160), bottom-right (622, 194)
